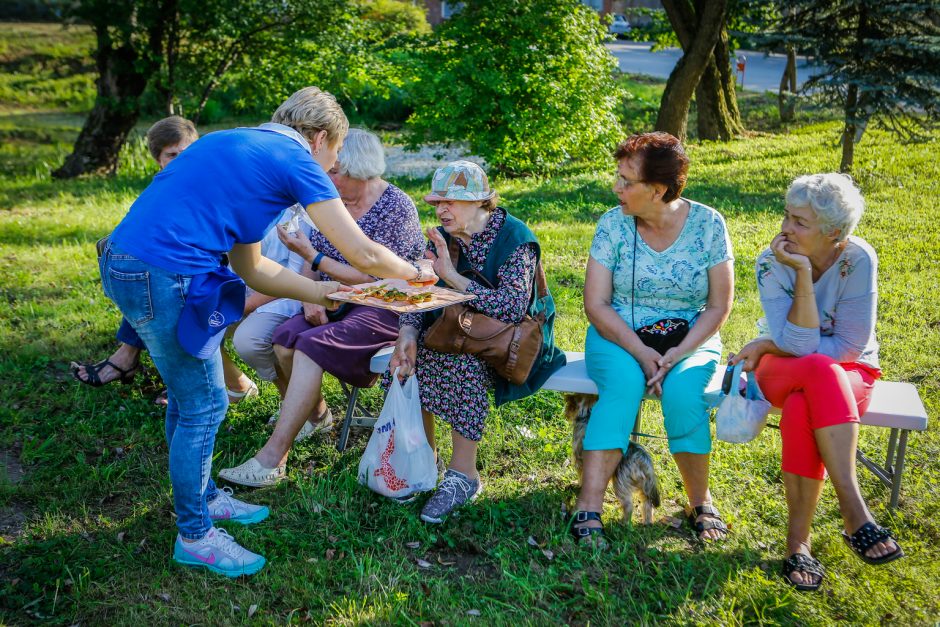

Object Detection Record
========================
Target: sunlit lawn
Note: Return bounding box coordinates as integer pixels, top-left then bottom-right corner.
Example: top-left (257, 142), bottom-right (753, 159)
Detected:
top-left (1, 21), bottom-right (938, 627)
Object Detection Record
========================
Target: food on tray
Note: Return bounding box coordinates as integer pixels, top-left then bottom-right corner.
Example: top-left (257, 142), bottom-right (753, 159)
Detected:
top-left (351, 284), bottom-right (432, 304)
top-left (332, 280), bottom-right (472, 312)
top-left (406, 292), bottom-right (434, 304)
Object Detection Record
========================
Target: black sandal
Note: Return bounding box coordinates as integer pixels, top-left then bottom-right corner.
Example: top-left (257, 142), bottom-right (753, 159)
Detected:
top-left (71, 359), bottom-right (140, 387)
top-left (782, 553), bottom-right (825, 592)
top-left (686, 504), bottom-right (730, 542)
top-left (568, 511), bottom-right (608, 549)
top-left (842, 522), bottom-right (904, 565)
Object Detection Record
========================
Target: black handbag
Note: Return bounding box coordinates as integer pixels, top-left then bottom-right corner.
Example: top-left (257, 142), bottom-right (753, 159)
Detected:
top-left (635, 318), bottom-right (689, 355)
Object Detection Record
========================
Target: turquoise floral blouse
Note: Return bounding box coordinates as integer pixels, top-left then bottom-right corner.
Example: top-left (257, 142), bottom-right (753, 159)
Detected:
top-left (589, 200), bottom-right (733, 350)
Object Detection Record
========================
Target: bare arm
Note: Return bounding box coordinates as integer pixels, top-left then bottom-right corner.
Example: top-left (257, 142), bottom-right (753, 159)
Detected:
top-left (729, 337), bottom-right (792, 372)
top-left (584, 256), bottom-right (663, 386)
top-left (276, 224), bottom-right (374, 285)
top-left (244, 291), bottom-right (276, 315)
top-left (228, 242), bottom-right (338, 307)
top-left (670, 260), bottom-right (733, 357)
top-left (305, 197), bottom-right (423, 281)
top-left (771, 234), bottom-right (820, 329)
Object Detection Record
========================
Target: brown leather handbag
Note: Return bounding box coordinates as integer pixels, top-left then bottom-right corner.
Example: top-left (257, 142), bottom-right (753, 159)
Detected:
top-left (423, 240), bottom-right (547, 385)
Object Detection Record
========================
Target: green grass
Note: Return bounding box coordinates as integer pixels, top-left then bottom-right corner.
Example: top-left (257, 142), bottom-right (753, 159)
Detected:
top-left (0, 22), bottom-right (95, 113)
top-left (2, 21), bottom-right (940, 627)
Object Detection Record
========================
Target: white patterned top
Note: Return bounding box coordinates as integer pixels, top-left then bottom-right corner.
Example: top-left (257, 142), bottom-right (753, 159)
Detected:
top-left (756, 235), bottom-right (880, 368)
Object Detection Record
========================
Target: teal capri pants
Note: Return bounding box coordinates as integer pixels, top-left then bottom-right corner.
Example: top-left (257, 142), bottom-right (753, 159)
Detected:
top-left (583, 325), bottom-right (720, 455)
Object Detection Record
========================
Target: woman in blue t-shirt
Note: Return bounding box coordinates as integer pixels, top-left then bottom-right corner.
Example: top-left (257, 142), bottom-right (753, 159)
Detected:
top-left (100, 87), bottom-right (435, 578)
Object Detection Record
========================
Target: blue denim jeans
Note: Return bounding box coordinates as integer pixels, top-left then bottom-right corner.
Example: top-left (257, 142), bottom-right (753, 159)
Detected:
top-left (100, 242), bottom-right (225, 540)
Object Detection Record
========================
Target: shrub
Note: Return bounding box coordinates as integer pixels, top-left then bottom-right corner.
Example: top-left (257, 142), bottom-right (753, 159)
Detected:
top-left (406, 0), bottom-right (624, 175)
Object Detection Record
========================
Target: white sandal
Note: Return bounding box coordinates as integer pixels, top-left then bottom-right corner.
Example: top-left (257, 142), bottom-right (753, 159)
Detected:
top-left (218, 458), bottom-right (285, 488)
top-left (227, 379), bottom-right (259, 404)
top-left (294, 408), bottom-right (334, 443)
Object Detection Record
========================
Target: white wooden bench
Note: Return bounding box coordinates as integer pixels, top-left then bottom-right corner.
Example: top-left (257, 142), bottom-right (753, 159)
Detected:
top-left (337, 348), bottom-right (928, 510)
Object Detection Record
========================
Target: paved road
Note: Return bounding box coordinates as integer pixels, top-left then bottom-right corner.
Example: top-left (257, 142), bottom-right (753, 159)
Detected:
top-left (606, 41), bottom-right (822, 94)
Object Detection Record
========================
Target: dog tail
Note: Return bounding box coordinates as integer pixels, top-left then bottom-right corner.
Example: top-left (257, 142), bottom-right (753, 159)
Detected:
top-left (646, 474), bottom-right (661, 508)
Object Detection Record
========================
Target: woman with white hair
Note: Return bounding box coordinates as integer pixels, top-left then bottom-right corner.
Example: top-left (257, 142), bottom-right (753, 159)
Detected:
top-left (220, 128), bottom-right (424, 487)
top-left (100, 89), bottom-right (435, 578)
top-left (731, 173), bottom-right (903, 592)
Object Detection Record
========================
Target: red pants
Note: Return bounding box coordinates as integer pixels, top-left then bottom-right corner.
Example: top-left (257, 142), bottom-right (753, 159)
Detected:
top-left (755, 354), bottom-right (880, 480)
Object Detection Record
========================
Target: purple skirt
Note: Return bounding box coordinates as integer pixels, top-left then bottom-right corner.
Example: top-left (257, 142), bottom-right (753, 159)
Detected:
top-left (271, 305), bottom-right (399, 388)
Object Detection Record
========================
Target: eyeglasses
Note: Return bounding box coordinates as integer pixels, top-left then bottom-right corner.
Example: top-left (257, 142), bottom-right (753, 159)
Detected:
top-left (614, 174), bottom-right (644, 189)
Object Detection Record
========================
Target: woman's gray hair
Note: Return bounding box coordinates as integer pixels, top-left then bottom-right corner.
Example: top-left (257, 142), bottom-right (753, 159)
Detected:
top-left (786, 173), bottom-right (865, 241)
top-left (271, 86), bottom-right (349, 147)
top-left (336, 128), bottom-right (386, 180)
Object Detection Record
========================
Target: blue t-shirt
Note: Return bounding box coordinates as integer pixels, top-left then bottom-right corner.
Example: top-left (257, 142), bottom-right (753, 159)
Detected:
top-left (589, 200), bottom-right (733, 349)
top-left (111, 126), bottom-right (339, 274)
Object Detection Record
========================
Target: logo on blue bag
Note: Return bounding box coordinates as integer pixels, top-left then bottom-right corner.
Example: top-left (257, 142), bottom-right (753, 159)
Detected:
top-left (208, 311), bottom-right (225, 327)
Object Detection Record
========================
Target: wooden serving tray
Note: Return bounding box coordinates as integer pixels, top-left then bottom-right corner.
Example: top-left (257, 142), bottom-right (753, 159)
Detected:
top-left (327, 279), bottom-right (476, 313)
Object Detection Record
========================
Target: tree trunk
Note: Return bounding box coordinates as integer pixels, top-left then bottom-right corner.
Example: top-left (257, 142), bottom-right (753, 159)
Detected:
top-left (52, 26), bottom-right (153, 178)
top-left (841, 3), bottom-right (870, 173)
top-left (695, 24), bottom-right (743, 140)
top-left (840, 82), bottom-right (858, 172)
top-left (655, 0), bottom-right (729, 141)
top-left (778, 45), bottom-right (797, 123)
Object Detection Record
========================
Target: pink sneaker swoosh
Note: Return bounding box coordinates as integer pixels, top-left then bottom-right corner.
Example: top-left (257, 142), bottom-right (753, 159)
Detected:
top-left (182, 546), bottom-right (217, 565)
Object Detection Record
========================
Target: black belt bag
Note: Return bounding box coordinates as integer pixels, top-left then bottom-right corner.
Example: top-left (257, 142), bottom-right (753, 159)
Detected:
top-left (635, 318), bottom-right (689, 355)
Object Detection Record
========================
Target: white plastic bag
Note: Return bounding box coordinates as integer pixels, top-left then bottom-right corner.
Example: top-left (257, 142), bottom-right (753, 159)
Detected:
top-left (357, 369), bottom-right (437, 498)
top-left (715, 361), bottom-right (772, 444)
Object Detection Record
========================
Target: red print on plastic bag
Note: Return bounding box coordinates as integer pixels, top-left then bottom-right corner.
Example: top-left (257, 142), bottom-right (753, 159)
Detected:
top-left (374, 430), bottom-right (409, 491)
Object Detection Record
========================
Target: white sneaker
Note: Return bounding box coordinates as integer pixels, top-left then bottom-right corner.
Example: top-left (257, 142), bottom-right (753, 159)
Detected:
top-left (207, 487), bottom-right (269, 525)
top-left (173, 527), bottom-right (266, 577)
top-left (294, 408), bottom-right (334, 442)
top-left (218, 458), bottom-right (286, 488)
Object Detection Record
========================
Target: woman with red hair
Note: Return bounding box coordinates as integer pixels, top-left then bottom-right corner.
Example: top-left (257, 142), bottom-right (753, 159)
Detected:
top-left (573, 132), bottom-right (734, 547)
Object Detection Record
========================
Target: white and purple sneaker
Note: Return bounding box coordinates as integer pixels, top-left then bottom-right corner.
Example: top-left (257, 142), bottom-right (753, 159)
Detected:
top-left (208, 487), bottom-right (269, 525)
top-left (173, 527), bottom-right (266, 577)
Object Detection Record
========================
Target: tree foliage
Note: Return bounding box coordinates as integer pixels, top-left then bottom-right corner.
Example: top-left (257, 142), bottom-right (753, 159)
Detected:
top-left (406, 0), bottom-right (624, 175)
top-left (53, 0), bottom-right (352, 177)
top-left (770, 0), bottom-right (940, 172)
top-left (228, 0), bottom-right (427, 126)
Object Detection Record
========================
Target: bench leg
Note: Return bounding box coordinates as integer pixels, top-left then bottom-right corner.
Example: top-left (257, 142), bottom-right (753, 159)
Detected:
top-left (337, 385), bottom-right (360, 453)
top-left (885, 428), bottom-right (898, 471)
top-left (631, 401), bottom-right (643, 444)
top-left (889, 430), bottom-right (909, 511)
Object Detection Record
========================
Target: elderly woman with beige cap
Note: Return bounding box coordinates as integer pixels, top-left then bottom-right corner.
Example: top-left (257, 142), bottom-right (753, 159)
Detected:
top-left (390, 160), bottom-right (565, 523)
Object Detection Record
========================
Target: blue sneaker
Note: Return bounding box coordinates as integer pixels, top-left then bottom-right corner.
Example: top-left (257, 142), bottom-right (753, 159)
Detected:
top-left (208, 487), bottom-right (269, 525)
top-left (419, 469), bottom-right (482, 524)
top-left (173, 527), bottom-right (266, 578)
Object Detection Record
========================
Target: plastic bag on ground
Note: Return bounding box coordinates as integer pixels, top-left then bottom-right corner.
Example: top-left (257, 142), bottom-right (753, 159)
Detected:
top-left (357, 369), bottom-right (437, 498)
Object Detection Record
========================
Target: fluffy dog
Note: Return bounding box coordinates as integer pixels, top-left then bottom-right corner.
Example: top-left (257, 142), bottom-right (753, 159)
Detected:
top-left (566, 393), bottom-right (661, 524)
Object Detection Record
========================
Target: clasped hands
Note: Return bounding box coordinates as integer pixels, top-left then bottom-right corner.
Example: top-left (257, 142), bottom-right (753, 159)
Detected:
top-left (638, 345), bottom-right (683, 397)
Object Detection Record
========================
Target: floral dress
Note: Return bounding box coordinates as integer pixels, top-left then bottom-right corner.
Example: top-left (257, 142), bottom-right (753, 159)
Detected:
top-left (310, 184), bottom-right (425, 278)
top-left (397, 208), bottom-right (538, 442)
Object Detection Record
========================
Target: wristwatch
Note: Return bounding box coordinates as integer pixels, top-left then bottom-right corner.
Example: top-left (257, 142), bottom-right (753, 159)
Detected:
top-left (311, 252), bottom-right (325, 272)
